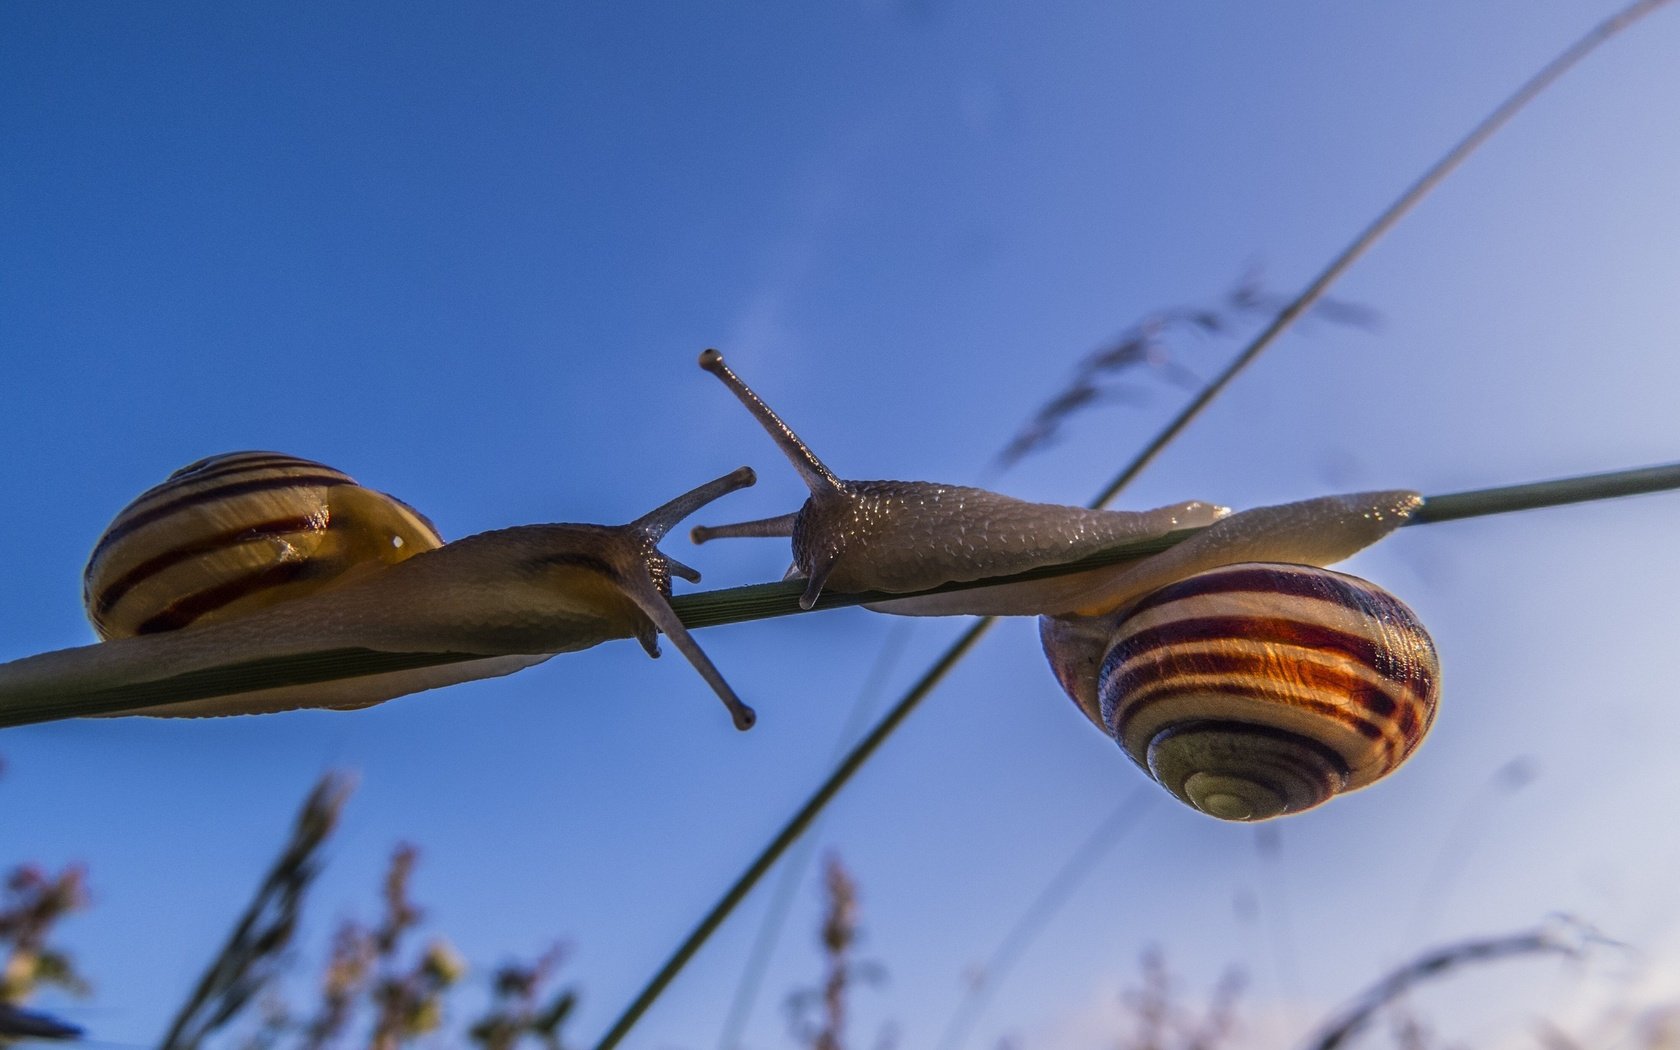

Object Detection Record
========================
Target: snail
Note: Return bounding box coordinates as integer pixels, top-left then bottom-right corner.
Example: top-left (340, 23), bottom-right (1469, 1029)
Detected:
top-left (11, 451), bottom-right (760, 728)
top-left (692, 349), bottom-right (1439, 817)
top-left (691, 349), bottom-right (1232, 612)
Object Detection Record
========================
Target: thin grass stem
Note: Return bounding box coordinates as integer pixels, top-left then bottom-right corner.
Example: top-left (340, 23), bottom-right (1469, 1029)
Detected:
top-left (675, 459), bottom-right (1680, 622)
top-left (1091, 0), bottom-right (1677, 509)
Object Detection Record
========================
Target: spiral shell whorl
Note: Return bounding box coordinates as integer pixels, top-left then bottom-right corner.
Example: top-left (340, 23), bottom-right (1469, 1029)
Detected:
top-left (1100, 562), bottom-right (1439, 821)
top-left (84, 452), bottom-right (444, 639)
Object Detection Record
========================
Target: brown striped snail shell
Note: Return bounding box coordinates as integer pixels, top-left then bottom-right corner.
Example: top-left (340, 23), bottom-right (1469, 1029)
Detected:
top-left (84, 451), bottom-right (445, 639)
top-left (1044, 562), bottom-right (1439, 821)
top-left (70, 451), bottom-right (759, 728)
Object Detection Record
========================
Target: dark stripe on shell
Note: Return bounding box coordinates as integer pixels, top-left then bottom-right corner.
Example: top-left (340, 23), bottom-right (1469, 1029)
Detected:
top-left (1109, 614), bottom-right (1437, 703)
top-left (134, 454), bottom-right (346, 510)
top-left (163, 452), bottom-right (322, 483)
top-left (1105, 643), bottom-right (1431, 727)
top-left (1109, 660), bottom-right (1405, 761)
top-left (134, 559), bottom-right (316, 634)
top-left (1128, 565), bottom-right (1436, 686)
top-left (91, 472), bottom-right (354, 562)
top-left (91, 515), bottom-right (326, 618)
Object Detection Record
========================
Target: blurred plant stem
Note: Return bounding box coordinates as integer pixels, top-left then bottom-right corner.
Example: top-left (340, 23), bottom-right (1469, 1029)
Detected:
top-left (0, 855), bottom-right (90, 1043)
top-left (1301, 919), bottom-right (1603, 1050)
top-left (158, 779), bottom-right (575, 1050)
top-left (933, 788), bottom-right (1155, 1050)
top-left (591, 616), bottom-right (993, 1050)
top-left (160, 774), bottom-right (352, 1050)
top-left (785, 856), bottom-right (882, 1050)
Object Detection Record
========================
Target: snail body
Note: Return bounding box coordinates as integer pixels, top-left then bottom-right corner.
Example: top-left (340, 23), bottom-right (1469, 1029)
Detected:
top-left (692, 349), bottom-right (1419, 619)
top-left (693, 349), bottom-right (1438, 817)
top-left (692, 349), bottom-right (1230, 612)
top-left (47, 453), bottom-right (760, 728)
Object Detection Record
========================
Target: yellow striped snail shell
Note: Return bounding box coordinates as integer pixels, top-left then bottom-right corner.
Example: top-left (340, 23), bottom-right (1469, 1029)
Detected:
top-left (84, 451), bottom-right (444, 639)
top-left (69, 451), bottom-right (760, 727)
top-left (1043, 562), bottom-right (1439, 821)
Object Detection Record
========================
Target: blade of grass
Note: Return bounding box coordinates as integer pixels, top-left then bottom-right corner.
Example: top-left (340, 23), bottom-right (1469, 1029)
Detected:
top-left (159, 774), bottom-right (352, 1050)
top-left (1300, 919), bottom-right (1605, 1050)
top-left (0, 649), bottom-right (488, 728)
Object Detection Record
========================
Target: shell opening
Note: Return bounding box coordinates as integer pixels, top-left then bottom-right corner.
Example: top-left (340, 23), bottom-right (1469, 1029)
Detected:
top-left (1145, 721), bottom-right (1349, 822)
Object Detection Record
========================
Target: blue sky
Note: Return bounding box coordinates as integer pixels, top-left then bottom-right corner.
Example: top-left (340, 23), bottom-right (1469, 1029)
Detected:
top-left (4, 2), bottom-right (1680, 1046)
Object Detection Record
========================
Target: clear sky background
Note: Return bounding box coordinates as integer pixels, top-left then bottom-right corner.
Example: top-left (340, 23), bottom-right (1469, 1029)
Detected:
top-left (4, 2), bottom-right (1680, 1047)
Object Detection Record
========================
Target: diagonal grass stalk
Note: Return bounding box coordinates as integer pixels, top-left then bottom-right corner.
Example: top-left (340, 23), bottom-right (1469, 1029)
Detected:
top-left (1089, 0), bottom-right (1678, 509)
top-left (585, 0), bottom-right (1677, 1043)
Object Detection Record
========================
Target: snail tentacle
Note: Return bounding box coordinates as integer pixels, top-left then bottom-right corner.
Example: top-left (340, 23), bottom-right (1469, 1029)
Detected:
top-left (632, 464), bottom-right (757, 539)
top-left (690, 512), bottom-right (800, 545)
top-left (615, 566), bottom-right (756, 730)
top-left (699, 349), bottom-right (845, 495)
